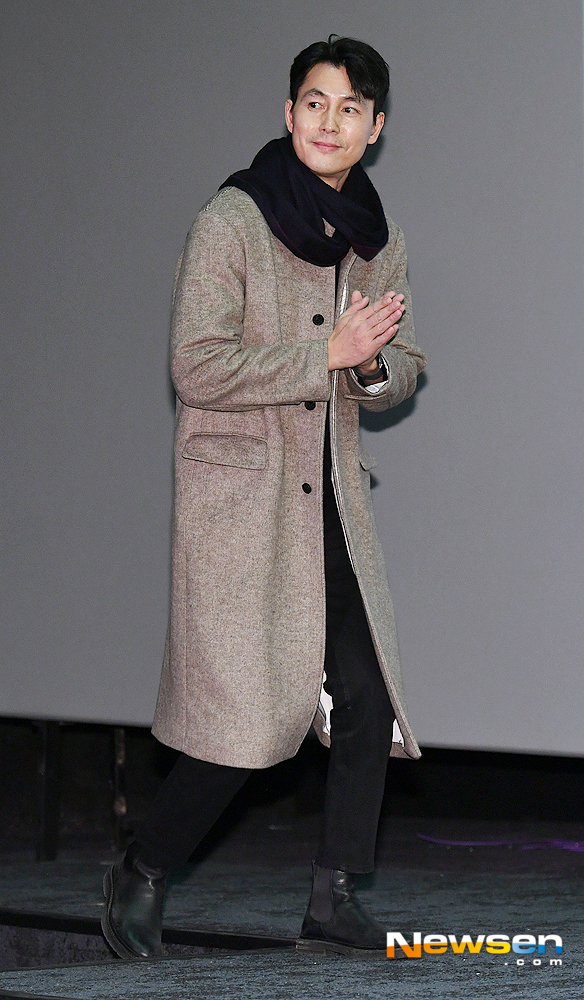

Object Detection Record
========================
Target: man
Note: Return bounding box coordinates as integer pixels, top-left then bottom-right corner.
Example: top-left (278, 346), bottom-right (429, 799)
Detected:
top-left (102, 35), bottom-right (426, 959)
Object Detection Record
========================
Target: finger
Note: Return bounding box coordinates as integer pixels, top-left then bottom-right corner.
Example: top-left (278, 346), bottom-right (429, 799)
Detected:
top-left (352, 292), bottom-right (403, 326)
top-left (365, 301), bottom-right (403, 330)
top-left (372, 294), bottom-right (404, 317)
top-left (364, 309), bottom-right (403, 347)
top-left (377, 301), bottom-right (405, 326)
top-left (340, 293), bottom-right (370, 321)
top-left (370, 322), bottom-right (400, 347)
top-left (348, 292), bottom-right (369, 312)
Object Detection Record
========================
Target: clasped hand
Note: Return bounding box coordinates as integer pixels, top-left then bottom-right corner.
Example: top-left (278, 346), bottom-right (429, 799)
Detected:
top-left (327, 290), bottom-right (404, 374)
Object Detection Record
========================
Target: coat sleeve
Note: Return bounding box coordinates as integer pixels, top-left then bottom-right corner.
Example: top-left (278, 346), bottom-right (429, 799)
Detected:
top-left (170, 208), bottom-right (331, 411)
top-left (342, 226), bottom-right (427, 412)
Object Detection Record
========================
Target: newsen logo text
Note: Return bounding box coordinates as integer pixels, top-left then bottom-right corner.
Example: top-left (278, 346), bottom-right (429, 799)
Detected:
top-left (386, 932), bottom-right (563, 960)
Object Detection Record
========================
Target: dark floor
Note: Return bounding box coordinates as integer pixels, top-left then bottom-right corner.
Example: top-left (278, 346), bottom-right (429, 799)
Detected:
top-left (0, 812), bottom-right (583, 998)
top-left (0, 719), bottom-right (582, 998)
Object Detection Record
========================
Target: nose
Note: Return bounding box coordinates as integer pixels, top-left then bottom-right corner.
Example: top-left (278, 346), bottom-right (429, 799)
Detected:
top-left (319, 107), bottom-right (340, 133)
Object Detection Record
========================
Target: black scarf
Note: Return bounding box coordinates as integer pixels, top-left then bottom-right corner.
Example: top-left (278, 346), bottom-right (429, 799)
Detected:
top-left (220, 135), bottom-right (388, 267)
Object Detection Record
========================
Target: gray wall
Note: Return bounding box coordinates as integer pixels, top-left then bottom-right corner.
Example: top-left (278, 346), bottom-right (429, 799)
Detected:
top-left (1, 1), bottom-right (583, 755)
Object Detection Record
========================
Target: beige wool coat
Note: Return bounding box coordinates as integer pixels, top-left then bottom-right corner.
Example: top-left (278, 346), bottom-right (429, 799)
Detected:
top-left (152, 186), bottom-right (427, 769)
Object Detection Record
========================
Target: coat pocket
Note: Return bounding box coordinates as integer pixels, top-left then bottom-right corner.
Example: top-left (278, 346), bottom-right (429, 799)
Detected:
top-left (182, 432), bottom-right (268, 470)
top-left (358, 441), bottom-right (378, 471)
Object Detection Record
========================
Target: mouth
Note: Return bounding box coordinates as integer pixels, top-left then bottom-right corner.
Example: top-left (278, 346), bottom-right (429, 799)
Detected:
top-left (311, 141), bottom-right (342, 152)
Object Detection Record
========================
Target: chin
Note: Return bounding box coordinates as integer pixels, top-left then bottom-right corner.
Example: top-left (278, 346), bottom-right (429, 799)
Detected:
top-left (306, 152), bottom-right (347, 177)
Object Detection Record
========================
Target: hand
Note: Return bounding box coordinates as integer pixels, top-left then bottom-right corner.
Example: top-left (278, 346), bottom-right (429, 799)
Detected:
top-left (327, 290), bottom-right (405, 372)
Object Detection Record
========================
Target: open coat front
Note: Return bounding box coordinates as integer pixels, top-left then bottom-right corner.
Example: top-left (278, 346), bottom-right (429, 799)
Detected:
top-left (152, 187), bottom-right (427, 769)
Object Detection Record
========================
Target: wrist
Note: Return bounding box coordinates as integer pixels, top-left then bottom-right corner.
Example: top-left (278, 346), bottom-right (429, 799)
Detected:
top-left (354, 356), bottom-right (386, 381)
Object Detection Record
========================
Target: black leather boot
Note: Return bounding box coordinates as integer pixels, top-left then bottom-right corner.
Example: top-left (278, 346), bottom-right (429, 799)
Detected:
top-left (101, 844), bottom-right (166, 959)
top-left (296, 861), bottom-right (393, 957)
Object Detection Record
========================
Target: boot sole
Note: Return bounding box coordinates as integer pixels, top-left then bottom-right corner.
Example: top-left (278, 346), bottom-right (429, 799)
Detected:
top-left (296, 936), bottom-right (398, 959)
top-left (101, 868), bottom-right (157, 960)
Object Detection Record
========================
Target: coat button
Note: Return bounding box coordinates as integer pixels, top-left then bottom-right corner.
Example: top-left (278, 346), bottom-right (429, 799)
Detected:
top-left (302, 483), bottom-right (312, 494)
top-left (304, 401), bottom-right (316, 410)
top-left (312, 314), bottom-right (324, 325)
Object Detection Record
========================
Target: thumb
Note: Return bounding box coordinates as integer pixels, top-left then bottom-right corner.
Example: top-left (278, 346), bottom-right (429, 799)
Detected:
top-left (347, 290), bottom-right (369, 313)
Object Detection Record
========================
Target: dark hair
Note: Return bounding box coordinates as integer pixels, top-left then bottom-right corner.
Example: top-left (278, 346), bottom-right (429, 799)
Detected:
top-left (289, 35), bottom-right (389, 119)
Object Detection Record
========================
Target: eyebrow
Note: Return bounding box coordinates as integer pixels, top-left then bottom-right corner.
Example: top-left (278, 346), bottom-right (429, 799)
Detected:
top-left (302, 88), bottom-right (364, 103)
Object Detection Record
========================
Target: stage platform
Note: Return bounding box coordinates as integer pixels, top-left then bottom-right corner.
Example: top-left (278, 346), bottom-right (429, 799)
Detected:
top-left (0, 814), bottom-right (582, 998)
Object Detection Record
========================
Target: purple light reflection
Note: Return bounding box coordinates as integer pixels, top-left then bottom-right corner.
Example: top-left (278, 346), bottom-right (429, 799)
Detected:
top-left (417, 834), bottom-right (584, 851)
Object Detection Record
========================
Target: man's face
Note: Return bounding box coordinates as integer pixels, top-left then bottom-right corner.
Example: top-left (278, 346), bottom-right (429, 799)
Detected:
top-left (285, 62), bottom-right (384, 191)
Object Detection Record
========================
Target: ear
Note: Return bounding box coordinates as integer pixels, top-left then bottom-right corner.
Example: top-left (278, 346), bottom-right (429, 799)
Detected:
top-left (284, 99), bottom-right (294, 134)
top-left (368, 112), bottom-right (385, 145)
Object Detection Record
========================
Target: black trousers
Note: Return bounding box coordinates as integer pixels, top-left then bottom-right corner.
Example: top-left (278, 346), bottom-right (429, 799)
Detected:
top-left (135, 493), bottom-right (395, 874)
